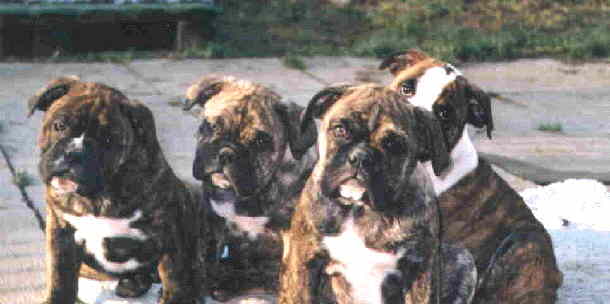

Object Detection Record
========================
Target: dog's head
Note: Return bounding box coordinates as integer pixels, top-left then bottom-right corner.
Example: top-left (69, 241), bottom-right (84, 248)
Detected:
top-left (29, 77), bottom-right (160, 199)
top-left (184, 75), bottom-right (317, 215)
top-left (300, 84), bottom-right (449, 220)
top-left (380, 49), bottom-right (493, 150)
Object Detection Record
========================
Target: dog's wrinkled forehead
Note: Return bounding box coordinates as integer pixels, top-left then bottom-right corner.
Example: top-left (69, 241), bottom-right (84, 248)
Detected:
top-left (390, 59), bottom-right (463, 111)
top-left (201, 86), bottom-right (281, 134)
top-left (44, 94), bottom-right (126, 133)
top-left (322, 87), bottom-right (406, 134)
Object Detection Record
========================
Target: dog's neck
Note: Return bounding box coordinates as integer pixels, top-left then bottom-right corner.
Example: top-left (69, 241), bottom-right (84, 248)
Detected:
top-left (424, 128), bottom-right (478, 196)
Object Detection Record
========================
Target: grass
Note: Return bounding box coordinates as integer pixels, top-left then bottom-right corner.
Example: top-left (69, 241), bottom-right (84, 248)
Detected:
top-left (537, 122), bottom-right (563, 133)
top-left (282, 54), bottom-right (307, 70)
top-left (23, 0), bottom-right (610, 63)
top-left (13, 170), bottom-right (35, 188)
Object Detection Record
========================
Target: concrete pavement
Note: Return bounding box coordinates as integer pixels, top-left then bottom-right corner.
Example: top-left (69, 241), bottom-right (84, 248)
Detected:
top-left (0, 56), bottom-right (608, 304)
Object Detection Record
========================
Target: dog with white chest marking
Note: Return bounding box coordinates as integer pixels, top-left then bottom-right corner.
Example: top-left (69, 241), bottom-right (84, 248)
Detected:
top-left (29, 77), bottom-right (204, 304)
top-left (279, 84), bottom-right (477, 304)
top-left (183, 75), bottom-right (318, 301)
top-left (381, 49), bottom-right (563, 303)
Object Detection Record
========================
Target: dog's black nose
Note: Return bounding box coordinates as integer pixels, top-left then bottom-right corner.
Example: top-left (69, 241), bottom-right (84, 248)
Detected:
top-left (65, 150), bottom-right (85, 163)
top-left (103, 237), bottom-right (140, 263)
top-left (348, 149), bottom-right (374, 169)
top-left (218, 147), bottom-right (236, 165)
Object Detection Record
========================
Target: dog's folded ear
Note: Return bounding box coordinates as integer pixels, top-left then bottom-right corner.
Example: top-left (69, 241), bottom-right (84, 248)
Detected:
top-left (413, 107), bottom-right (451, 176)
top-left (27, 76), bottom-right (81, 117)
top-left (458, 77), bottom-right (494, 139)
top-left (274, 102), bottom-right (317, 160)
top-left (378, 49), bottom-right (431, 76)
top-left (183, 76), bottom-right (225, 111)
top-left (121, 99), bottom-right (160, 154)
top-left (300, 84), bottom-right (352, 134)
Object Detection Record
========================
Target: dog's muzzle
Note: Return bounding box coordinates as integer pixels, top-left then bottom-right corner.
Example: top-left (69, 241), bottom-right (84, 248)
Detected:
top-left (42, 137), bottom-right (105, 196)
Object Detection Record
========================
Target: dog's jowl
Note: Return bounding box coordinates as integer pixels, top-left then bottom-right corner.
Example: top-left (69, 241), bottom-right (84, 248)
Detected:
top-left (29, 77), bottom-right (204, 304)
top-left (382, 49), bottom-right (563, 303)
top-left (279, 84), bottom-right (476, 304)
top-left (184, 75), bottom-right (318, 301)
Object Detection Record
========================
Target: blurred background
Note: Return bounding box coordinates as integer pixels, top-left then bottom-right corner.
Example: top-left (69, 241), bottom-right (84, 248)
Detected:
top-left (0, 0), bottom-right (608, 62)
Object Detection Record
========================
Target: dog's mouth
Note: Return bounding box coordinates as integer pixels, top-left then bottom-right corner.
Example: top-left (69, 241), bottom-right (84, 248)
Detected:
top-left (50, 176), bottom-right (79, 194)
top-left (207, 172), bottom-right (238, 202)
top-left (334, 178), bottom-right (371, 206)
top-left (210, 172), bottom-right (232, 190)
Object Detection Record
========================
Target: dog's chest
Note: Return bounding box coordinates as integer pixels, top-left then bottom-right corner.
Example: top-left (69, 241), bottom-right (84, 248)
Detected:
top-left (322, 218), bottom-right (401, 304)
top-left (210, 199), bottom-right (269, 240)
top-left (62, 210), bottom-right (148, 273)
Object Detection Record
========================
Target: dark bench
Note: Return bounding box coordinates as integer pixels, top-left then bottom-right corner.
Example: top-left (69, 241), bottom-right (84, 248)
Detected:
top-left (0, 0), bottom-right (220, 57)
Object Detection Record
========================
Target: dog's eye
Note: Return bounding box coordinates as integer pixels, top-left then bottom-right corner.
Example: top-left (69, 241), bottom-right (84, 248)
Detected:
top-left (332, 125), bottom-right (349, 139)
top-left (252, 132), bottom-right (273, 149)
top-left (382, 133), bottom-right (407, 155)
top-left (53, 121), bottom-right (67, 132)
top-left (435, 105), bottom-right (452, 121)
top-left (198, 120), bottom-right (217, 137)
top-left (400, 79), bottom-right (417, 96)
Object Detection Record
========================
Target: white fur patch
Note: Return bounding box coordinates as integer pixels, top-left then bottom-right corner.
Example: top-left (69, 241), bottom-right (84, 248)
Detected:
top-left (323, 218), bottom-right (401, 304)
top-left (339, 184), bottom-right (366, 201)
top-left (408, 66), bottom-right (461, 111)
top-left (71, 133), bottom-right (85, 150)
top-left (210, 199), bottom-right (269, 240)
top-left (425, 128), bottom-right (478, 196)
top-left (62, 210), bottom-right (147, 273)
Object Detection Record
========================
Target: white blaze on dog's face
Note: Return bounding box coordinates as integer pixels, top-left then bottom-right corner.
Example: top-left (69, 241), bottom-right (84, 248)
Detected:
top-left (405, 64), bottom-right (462, 111)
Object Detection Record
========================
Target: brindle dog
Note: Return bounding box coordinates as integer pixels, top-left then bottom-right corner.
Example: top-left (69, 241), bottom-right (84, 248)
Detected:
top-left (279, 84), bottom-right (477, 304)
top-left (183, 75), bottom-right (318, 302)
top-left (29, 77), bottom-right (204, 304)
top-left (381, 49), bottom-right (563, 303)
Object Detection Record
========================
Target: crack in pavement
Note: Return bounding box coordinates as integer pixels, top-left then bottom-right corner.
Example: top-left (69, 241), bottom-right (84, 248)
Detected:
top-left (0, 144), bottom-right (46, 232)
top-left (122, 63), bottom-right (163, 96)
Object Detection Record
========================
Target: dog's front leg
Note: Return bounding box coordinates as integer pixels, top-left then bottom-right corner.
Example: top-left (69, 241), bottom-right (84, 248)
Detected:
top-left (306, 252), bottom-right (337, 304)
top-left (157, 206), bottom-right (202, 304)
top-left (392, 236), bottom-right (437, 304)
top-left (158, 253), bottom-right (197, 304)
top-left (42, 210), bottom-right (81, 304)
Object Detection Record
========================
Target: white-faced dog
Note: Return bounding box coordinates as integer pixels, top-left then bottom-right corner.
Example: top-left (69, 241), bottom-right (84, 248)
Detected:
top-left (381, 49), bottom-right (562, 303)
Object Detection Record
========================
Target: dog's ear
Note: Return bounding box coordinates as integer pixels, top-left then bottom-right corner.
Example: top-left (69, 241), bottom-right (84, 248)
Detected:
top-left (378, 49), bottom-right (431, 76)
top-left (183, 78), bottom-right (225, 111)
top-left (121, 99), bottom-right (160, 153)
top-left (300, 84), bottom-right (352, 134)
top-left (413, 107), bottom-right (450, 176)
top-left (458, 76), bottom-right (494, 139)
top-left (27, 76), bottom-right (80, 117)
top-left (274, 102), bottom-right (317, 160)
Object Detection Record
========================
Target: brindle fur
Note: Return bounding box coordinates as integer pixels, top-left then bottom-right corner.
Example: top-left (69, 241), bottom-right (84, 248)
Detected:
top-left (382, 49), bottom-right (563, 303)
top-left (185, 75), bottom-right (318, 301)
top-left (279, 84), bottom-right (475, 304)
top-left (30, 78), bottom-right (204, 304)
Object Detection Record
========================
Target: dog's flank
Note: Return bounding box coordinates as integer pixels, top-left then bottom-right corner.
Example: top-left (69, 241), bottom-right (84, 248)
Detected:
top-left (185, 75), bottom-right (318, 301)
